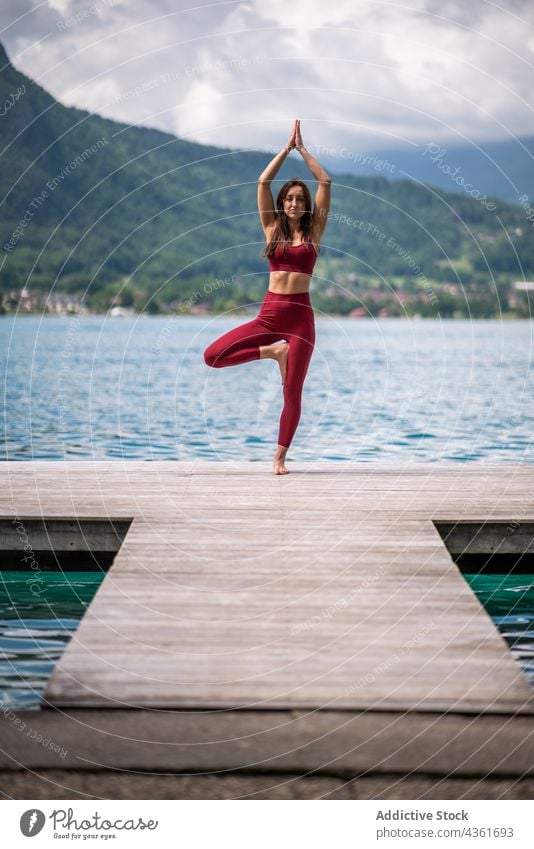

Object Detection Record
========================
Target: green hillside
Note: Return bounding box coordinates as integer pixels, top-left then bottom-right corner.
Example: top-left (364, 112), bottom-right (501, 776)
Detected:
top-left (0, 42), bottom-right (532, 317)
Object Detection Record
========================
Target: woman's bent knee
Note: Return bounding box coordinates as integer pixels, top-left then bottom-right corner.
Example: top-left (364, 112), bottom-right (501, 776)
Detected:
top-left (204, 347), bottom-right (219, 367)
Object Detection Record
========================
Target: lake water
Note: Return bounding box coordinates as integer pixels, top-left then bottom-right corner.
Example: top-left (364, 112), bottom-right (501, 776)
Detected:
top-left (0, 572), bottom-right (104, 710)
top-left (1, 315), bottom-right (532, 461)
top-left (465, 573), bottom-right (534, 687)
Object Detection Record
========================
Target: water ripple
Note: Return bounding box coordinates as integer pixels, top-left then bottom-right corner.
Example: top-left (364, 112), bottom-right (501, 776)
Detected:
top-left (0, 315), bottom-right (532, 462)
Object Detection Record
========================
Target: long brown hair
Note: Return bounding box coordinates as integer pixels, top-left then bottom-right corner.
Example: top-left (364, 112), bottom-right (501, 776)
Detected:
top-left (261, 178), bottom-right (315, 259)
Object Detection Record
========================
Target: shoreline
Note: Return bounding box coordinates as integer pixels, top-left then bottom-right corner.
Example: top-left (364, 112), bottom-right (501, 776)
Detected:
top-left (0, 311), bottom-right (528, 320)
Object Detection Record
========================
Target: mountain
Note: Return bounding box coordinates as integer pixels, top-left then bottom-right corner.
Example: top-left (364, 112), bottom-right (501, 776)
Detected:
top-left (0, 41), bottom-right (532, 315)
top-left (319, 135), bottom-right (534, 205)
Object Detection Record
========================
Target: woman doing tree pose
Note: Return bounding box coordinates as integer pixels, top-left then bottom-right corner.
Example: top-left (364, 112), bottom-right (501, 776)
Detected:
top-left (204, 120), bottom-right (331, 474)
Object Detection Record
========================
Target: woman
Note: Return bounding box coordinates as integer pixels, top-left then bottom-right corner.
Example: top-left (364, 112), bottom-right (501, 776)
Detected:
top-left (204, 120), bottom-right (331, 474)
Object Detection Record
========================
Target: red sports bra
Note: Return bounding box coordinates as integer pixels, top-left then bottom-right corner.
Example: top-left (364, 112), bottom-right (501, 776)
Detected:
top-left (268, 241), bottom-right (318, 276)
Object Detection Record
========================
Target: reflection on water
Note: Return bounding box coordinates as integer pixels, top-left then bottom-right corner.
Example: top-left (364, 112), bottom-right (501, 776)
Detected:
top-left (1, 315), bottom-right (533, 461)
top-left (465, 573), bottom-right (534, 686)
top-left (0, 572), bottom-right (104, 709)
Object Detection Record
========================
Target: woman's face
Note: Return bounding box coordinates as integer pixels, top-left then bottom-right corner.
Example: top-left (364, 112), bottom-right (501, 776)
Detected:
top-left (283, 185), bottom-right (306, 222)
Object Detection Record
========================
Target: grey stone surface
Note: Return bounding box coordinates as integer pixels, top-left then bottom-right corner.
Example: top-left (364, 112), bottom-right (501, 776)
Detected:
top-left (1, 709), bottom-right (533, 777)
top-left (351, 776), bottom-right (534, 800)
top-left (1, 770), bottom-right (533, 800)
top-left (0, 770), bottom-right (352, 800)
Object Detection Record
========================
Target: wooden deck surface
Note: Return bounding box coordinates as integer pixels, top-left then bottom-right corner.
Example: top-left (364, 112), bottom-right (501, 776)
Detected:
top-left (2, 461), bottom-right (533, 713)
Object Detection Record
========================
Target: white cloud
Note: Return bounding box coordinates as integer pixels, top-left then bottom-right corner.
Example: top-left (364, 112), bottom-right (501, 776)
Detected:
top-left (46, 0), bottom-right (72, 13)
top-left (176, 78), bottom-right (225, 139)
top-left (2, 0), bottom-right (533, 154)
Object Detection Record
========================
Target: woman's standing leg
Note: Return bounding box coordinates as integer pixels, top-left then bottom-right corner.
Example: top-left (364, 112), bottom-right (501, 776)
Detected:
top-left (274, 307), bottom-right (315, 473)
top-left (278, 330), bottom-right (315, 447)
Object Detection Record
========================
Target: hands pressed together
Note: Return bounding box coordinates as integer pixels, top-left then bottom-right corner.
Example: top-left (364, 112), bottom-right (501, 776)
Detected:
top-left (286, 119), bottom-right (304, 153)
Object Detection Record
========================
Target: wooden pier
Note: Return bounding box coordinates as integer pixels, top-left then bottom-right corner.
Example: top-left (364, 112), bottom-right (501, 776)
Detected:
top-left (1, 461), bottom-right (534, 796)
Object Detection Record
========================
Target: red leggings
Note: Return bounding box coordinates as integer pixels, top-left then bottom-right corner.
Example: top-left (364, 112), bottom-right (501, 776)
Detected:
top-left (204, 290), bottom-right (315, 449)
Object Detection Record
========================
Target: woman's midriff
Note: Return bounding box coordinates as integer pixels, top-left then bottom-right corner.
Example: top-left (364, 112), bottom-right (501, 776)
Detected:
top-left (268, 271), bottom-right (311, 295)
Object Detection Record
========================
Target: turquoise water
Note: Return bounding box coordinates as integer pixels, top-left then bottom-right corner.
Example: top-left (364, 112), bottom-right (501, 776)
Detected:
top-left (0, 572), bottom-right (104, 710)
top-left (465, 574), bottom-right (534, 685)
top-left (1, 315), bottom-right (532, 461)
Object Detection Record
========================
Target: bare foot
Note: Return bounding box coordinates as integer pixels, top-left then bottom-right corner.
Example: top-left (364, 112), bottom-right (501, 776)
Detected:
top-left (259, 341), bottom-right (289, 385)
top-left (273, 447), bottom-right (289, 475)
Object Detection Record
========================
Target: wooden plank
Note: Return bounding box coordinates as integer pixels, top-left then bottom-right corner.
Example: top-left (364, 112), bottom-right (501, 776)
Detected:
top-left (0, 462), bottom-right (533, 713)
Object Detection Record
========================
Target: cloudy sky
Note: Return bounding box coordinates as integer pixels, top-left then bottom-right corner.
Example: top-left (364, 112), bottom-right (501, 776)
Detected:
top-left (1, 0), bottom-right (533, 157)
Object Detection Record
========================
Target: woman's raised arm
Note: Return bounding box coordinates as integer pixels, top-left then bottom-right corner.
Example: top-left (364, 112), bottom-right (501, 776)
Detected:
top-left (257, 123), bottom-right (297, 234)
top-left (294, 120), bottom-right (331, 238)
